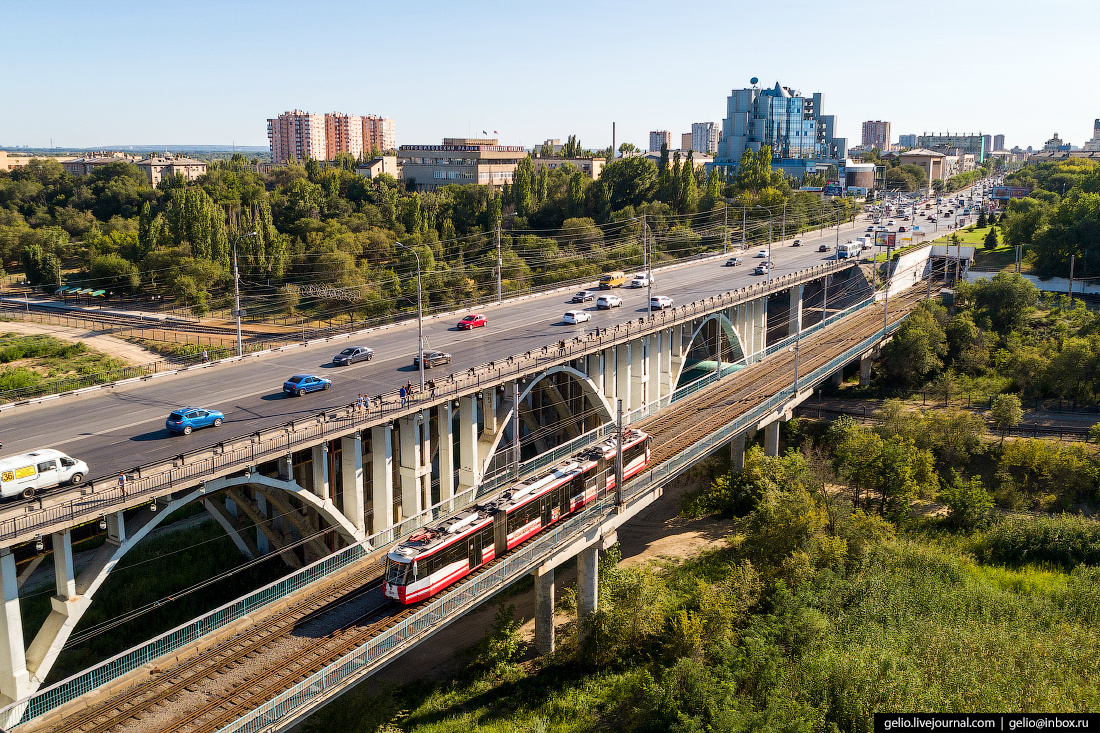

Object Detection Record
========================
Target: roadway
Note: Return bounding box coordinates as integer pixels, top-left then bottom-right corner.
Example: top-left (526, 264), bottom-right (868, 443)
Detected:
top-left (0, 207), bottom-right (964, 496)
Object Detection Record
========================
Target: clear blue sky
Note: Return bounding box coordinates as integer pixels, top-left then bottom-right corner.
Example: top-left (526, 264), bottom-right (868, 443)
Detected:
top-left (2, 0), bottom-right (1096, 152)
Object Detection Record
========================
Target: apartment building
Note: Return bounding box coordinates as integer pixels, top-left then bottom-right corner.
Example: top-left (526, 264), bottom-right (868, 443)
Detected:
top-left (362, 115), bottom-right (396, 153)
top-left (649, 130), bottom-right (671, 152)
top-left (61, 151), bottom-right (136, 175)
top-left (398, 138), bottom-right (524, 192)
top-left (680, 133), bottom-right (693, 151)
top-left (861, 120), bottom-right (891, 150)
top-left (691, 122), bottom-right (720, 154)
top-left (325, 113), bottom-right (364, 159)
top-left (136, 154), bottom-right (207, 187)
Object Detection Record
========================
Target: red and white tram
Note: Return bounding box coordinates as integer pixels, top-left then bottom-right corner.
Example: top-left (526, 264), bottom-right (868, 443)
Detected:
top-left (383, 428), bottom-right (651, 604)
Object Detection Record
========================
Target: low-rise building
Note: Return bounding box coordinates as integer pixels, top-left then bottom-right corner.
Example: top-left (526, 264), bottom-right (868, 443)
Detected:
top-left (623, 150), bottom-right (713, 171)
top-left (61, 152), bottom-right (135, 175)
top-left (355, 156), bottom-right (399, 179)
top-left (531, 156), bottom-right (606, 180)
top-left (899, 148), bottom-right (947, 182)
top-left (136, 154), bottom-right (207, 187)
top-left (398, 138), bottom-right (524, 192)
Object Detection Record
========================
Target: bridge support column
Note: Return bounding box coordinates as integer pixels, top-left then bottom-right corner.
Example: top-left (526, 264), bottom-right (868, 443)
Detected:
top-left (788, 285), bottom-right (803, 336)
top-left (615, 343), bottom-right (631, 411)
top-left (481, 388), bottom-right (497, 434)
top-left (371, 424), bottom-right (394, 541)
top-left (602, 347), bottom-right (615, 399)
top-left (438, 401), bottom-right (455, 513)
top-left (586, 352), bottom-right (602, 388)
top-left (341, 433), bottom-right (365, 535)
top-left (105, 511), bottom-right (126, 544)
top-left (51, 530), bottom-right (76, 600)
top-left (399, 414), bottom-right (428, 531)
top-left (0, 548), bottom-right (29, 706)
top-left (203, 496), bottom-right (259, 559)
top-left (255, 494), bottom-right (270, 554)
top-left (730, 433), bottom-right (746, 473)
top-left (277, 455), bottom-right (292, 480)
top-left (658, 329), bottom-right (672, 399)
top-left (832, 369), bottom-right (843, 386)
top-left (753, 298), bottom-right (766, 357)
top-left (630, 338), bottom-right (645, 411)
top-left (457, 394), bottom-right (479, 507)
top-left (311, 443), bottom-right (329, 501)
top-left (860, 355), bottom-right (872, 386)
top-left (534, 567), bottom-right (555, 655)
top-left (764, 421), bottom-right (780, 457)
top-left (648, 333), bottom-right (661, 404)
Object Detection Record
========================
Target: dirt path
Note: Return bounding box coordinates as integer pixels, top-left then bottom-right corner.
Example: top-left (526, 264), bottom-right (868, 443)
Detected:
top-left (373, 474), bottom-right (734, 688)
top-left (0, 319), bottom-right (157, 363)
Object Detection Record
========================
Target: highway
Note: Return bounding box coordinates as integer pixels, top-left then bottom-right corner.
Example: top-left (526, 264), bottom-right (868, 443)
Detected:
top-left (0, 206), bottom-right (964, 494)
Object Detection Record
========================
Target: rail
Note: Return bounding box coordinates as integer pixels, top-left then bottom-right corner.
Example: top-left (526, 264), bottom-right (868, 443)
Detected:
top-left (214, 309), bottom-right (909, 733)
top-left (0, 259), bottom-right (861, 548)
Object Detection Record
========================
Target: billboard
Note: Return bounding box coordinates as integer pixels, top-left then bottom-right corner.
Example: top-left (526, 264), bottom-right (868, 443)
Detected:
top-left (992, 186), bottom-right (1031, 200)
top-left (823, 183), bottom-right (844, 196)
top-left (875, 231), bottom-right (897, 247)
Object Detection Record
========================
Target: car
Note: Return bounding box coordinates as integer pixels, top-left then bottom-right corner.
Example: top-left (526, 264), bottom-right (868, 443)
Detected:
top-left (596, 294), bottom-right (623, 309)
top-left (630, 273), bottom-right (652, 288)
top-left (650, 295), bottom-right (674, 310)
top-left (755, 249), bottom-right (768, 258)
top-left (457, 313), bottom-right (487, 330)
top-left (754, 264), bottom-right (769, 275)
top-left (866, 226), bottom-right (874, 232)
top-left (898, 226), bottom-right (907, 232)
top-left (818, 244), bottom-right (829, 252)
top-left (792, 239), bottom-right (802, 247)
top-left (571, 290), bottom-right (595, 303)
top-left (887, 220), bottom-right (895, 225)
top-left (724, 256), bottom-right (743, 266)
top-left (166, 407), bottom-right (224, 435)
top-left (902, 216), bottom-right (911, 221)
top-left (332, 345), bottom-right (374, 366)
top-left (283, 374), bottom-right (331, 397)
top-left (563, 310), bottom-right (591, 324)
top-left (414, 350), bottom-right (452, 368)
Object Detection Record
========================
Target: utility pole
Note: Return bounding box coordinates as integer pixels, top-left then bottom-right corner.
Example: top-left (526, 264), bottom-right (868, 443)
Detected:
top-left (496, 219), bottom-right (502, 304)
top-left (614, 399), bottom-right (624, 508)
top-left (644, 213), bottom-right (652, 317)
top-left (723, 204), bottom-right (728, 254)
top-left (883, 243), bottom-right (893, 337)
top-left (741, 207), bottom-right (746, 251)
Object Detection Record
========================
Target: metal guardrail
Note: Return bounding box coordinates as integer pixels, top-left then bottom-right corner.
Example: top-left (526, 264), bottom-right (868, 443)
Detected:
top-left (0, 259), bottom-right (860, 549)
top-left (214, 309), bottom-right (908, 733)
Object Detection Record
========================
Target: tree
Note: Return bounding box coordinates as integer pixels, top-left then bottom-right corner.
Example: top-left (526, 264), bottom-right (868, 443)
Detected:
top-left (971, 272), bottom-right (1038, 334)
top-left (977, 209), bottom-right (988, 227)
top-left (990, 393), bottom-right (1023, 446)
top-left (87, 253), bottom-right (140, 295)
top-left (940, 472), bottom-right (994, 529)
top-left (880, 301), bottom-right (948, 387)
top-left (618, 142), bottom-right (638, 156)
top-left (983, 226), bottom-right (999, 249)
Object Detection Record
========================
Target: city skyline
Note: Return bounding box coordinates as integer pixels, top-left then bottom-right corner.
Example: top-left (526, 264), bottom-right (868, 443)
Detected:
top-left (1, 0), bottom-right (1095, 154)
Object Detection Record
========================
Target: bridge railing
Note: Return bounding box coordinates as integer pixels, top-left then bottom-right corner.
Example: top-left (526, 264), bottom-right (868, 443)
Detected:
top-left (212, 313), bottom-right (910, 733)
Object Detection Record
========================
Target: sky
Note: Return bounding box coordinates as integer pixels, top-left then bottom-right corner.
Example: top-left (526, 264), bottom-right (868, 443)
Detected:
top-left (2, 0), bottom-right (1097, 153)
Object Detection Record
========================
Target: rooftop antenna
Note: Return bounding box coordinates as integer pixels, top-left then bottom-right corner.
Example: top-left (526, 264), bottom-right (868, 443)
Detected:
top-left (750, 77), bottom-right (759, 88)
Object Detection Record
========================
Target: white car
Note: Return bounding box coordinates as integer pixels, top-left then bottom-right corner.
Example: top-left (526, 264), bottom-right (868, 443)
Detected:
top-left (630, 273), bottom-right (652, 288)
top-left (755, 249), bottom-right (768, 258)
top-left (596, 294), bottom-right (623, 310)
top-left (563, 310), bottom-right (591, 324)
top-left (754, 264), bottom-right (769, 275)
top-left (649, 295), bottom-right (673, 310)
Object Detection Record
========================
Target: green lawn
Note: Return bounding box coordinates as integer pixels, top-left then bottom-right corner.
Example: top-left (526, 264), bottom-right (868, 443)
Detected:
top-left (0, 331), bottom-right (129, 391)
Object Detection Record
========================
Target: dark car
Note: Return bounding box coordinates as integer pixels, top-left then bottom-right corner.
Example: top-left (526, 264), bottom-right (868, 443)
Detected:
top-left (414, 351), bottom-right (452, 368)
top-left (792, 239), bottom-right (802, 247)
top-left (166, 407), bottom-right (224, 435)
top-left (332, 346), bottom-right (374, 366)
top-left (283, 374), bottom-right (331, 396)
top-left (571, 290), bottom-right (595, 303)
top-left (818, 244), bottom-right (829, 252)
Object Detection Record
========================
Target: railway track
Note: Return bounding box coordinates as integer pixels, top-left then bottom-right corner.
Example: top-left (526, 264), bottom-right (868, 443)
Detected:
top-left (0, 303), bottom-right (269, 339)
top-left (29, 286), bottom-right (929, 733)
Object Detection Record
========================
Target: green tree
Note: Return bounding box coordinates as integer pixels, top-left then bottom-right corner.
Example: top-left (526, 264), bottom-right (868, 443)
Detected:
top-left (990, 393), bottom-right (1023, 446)
top-left (940, 472), bottom-right (994, 529)
top-left (977, 209), bottom-right (988, 227)
top-left (971, 272), bottom-right (1038, 334)
top-left (87, 253), bottom-right (140, 294)
top-left (881, 301), bottom-right (948, 387)
top-left (983, 226), bottom-right (999, 250)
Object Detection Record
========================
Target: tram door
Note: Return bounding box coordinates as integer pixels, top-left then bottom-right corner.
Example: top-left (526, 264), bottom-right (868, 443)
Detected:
top-left (469, 532), bottom-right (483, 569)
top-left (541, 496), bottom-right (552, 527)
top-left (493, 511), bottom-right (508, 558)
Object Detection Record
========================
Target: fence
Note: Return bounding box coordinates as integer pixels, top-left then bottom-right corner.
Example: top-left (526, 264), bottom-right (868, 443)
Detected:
top-left (214, 310), bottom-right (906, 733)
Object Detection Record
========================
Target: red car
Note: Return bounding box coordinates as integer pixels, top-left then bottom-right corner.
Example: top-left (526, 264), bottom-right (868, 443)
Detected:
top-left (457, 313), bottom-right (487, 330)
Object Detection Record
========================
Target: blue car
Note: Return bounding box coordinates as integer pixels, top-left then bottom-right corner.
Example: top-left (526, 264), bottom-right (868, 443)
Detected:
top-left (283, 374), bottom-right (331, 396)
top-left (166, 407), bottom-right (225, 435)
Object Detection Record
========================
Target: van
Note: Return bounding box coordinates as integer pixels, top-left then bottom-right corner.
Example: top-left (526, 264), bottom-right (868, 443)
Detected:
top-left (598, 271), bottom-right (626, 289)
top-left (0, 449), bottom-right (88, 499)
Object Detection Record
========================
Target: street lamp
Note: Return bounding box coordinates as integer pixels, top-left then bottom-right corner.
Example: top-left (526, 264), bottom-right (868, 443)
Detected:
top-left (395, 241), bottom-right (425, 392)
top-left (754, 205), bottom-right (773, 285)
top-left (631, 215), bottom-right (654, 317)
top-left (233, 231), bottom-right (257, 357)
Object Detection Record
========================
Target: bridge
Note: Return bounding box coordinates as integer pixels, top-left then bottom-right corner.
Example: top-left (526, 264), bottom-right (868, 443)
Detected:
top-left (0, 223), bottom-right (940, 731)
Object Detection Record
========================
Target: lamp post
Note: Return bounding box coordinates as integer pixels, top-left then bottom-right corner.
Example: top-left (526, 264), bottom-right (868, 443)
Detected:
top-left (632, 215), bottom-right (653, 316)
top-left (754, 205), bottom-right (772, 285)
top-left (396, 241), bottom-right (425, 391)
top-left (233, 231), bottom-right (257, 357)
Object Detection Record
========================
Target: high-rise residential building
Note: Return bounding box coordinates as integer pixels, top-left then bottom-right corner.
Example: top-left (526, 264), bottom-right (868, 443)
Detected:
top-left (398, 138), bottom-right (524, 192)
top-left (691, 122), bottom-right (720, 154)
top-left (325, 113), bottom-right (364, 160)
top-left (898, 134), bottom-right (917, 148)
top-left (994, 134), bottom-right (1006, 151)
top-left (267, 110), bottom-right (326, 164)
top-left (861, 120), bottom-right (891, 150)
top-left (714, 81), bottom-right (847, 178)
top-left (1082, 120), bottom-right (1100, 151)
top-left (649, 130), bottom-right (671, 152)
top-left (681, 133), bottom-right (693, 150)
top-left (267, 110), bottom-right (395, 163)
top-left (917, 133), bottom-right (991, 162)
top-left (362, 115), bottom-right (396, 153)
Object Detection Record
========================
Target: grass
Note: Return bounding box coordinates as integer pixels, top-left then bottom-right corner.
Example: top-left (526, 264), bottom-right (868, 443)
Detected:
top-left (0, 332), bottom-right (129, 391)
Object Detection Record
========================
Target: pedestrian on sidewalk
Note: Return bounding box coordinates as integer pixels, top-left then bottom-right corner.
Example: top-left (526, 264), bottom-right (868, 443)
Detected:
top-left (118, 473), bottom-right (127, 496)
top-left (202, 348), bottom-right (209, 364)
top-left (399, 386), bottom-right (408, 407)
top-left (428, 379), bottom-right (436, 398)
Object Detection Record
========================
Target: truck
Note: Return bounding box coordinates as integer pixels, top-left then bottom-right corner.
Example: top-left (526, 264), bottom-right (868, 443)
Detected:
top-left (0, 449), bottom-right (88, 499)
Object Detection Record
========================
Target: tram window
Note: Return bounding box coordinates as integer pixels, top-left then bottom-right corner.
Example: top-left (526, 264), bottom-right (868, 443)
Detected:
top-left (385, 559), bottom-right (411, 585)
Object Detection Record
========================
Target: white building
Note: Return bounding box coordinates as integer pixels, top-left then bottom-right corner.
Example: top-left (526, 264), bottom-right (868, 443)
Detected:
top-left (648, 130), bottom-right (671, 152)
top-left (691, 122), bottom-right (719, 154)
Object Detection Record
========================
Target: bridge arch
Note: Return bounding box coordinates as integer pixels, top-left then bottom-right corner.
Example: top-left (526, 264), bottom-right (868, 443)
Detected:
top-left (672, 312), bottom-right (748, 395)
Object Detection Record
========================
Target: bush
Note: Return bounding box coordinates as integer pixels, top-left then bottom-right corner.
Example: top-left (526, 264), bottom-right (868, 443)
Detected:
top-left (979, 514), bottom-right (1100, 568)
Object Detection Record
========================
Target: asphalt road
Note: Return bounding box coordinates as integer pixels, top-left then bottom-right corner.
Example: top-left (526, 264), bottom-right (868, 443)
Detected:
top-left (0, 202), bottom-right (973, 487)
